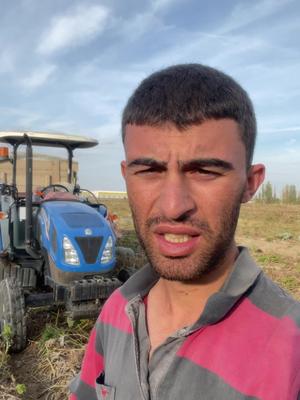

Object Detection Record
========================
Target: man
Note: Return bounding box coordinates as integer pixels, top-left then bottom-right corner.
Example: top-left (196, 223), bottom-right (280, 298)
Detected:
top-left (70, 64), bottom-right (300, 400)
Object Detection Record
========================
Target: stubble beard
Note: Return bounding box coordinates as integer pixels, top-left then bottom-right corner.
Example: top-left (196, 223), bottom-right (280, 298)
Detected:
top-left (129, 196), bottom-right (243, 282)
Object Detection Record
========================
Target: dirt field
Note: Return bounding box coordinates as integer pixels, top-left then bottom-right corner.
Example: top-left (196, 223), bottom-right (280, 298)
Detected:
top-left (0, 202), bottom-right (299, 399)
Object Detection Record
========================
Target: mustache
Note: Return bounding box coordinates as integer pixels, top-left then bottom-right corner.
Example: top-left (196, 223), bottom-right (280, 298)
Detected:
top-left (145, 216), bottom-right (212, 234)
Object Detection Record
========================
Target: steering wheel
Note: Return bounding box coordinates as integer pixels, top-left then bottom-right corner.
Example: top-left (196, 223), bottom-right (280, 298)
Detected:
top-left (40, 184), bottom-right (70, 197)
top-left (74, 187), bottom-right (99, 204)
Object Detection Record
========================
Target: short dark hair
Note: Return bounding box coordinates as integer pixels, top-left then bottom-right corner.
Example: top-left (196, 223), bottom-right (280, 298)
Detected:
top-left (122, 64), bottom-right (257, 167)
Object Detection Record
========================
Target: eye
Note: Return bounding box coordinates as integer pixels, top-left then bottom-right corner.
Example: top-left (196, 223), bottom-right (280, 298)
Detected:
top-left (200, 169), bottom-right (221, 175)
top-left (134, 167), bottom-right (165, 175)
top-left (190, 168), bottom-right (222, 178)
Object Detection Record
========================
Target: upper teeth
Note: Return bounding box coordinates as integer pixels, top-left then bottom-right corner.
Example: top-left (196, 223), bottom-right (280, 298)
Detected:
top-left (164, 233), bottom-right (190, 243)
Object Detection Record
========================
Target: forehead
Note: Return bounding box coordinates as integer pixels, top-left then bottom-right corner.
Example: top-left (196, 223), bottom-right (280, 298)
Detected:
top-left (123, 120), bottom-right (245, 163)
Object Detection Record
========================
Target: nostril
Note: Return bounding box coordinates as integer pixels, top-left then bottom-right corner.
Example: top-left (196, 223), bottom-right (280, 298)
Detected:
top-left (174, 210), bottom-right (195, 222)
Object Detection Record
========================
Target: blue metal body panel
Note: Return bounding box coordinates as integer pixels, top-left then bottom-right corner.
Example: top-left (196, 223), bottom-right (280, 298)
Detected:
top-left (37, 201), bottom-right (116, 273)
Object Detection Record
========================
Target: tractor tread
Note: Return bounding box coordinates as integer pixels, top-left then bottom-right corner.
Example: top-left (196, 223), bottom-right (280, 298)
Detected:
top-left (0, 261), bottom-right (36, 288)
top-left (0, 278), bottom-right (27, 352)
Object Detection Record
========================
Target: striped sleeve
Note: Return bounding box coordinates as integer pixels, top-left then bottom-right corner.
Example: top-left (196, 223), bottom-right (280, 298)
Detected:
top-left (69, 324), bottom-right (104, 400)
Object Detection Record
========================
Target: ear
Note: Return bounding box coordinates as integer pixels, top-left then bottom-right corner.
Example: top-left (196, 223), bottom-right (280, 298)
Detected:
top-left (241, 164), bottom-right (265, 203)
top-left (121, 160), bottom-right (127, 179)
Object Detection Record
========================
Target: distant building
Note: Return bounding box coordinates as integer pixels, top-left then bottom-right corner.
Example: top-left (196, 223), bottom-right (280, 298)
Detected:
top-left (0, 153), bottom-right (78, 192)
top-left (93, 190), bottom-right (127, 199)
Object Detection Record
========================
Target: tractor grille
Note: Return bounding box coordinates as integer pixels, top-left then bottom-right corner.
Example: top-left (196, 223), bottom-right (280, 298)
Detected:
top-left (75, 236), bottom-right (103, 264)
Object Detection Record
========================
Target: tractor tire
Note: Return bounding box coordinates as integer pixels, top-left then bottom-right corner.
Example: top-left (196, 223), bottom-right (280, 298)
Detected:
top-left (116, 246), bottom-right (135, 269)
top-left (0, 278), bottom-right (27, 352)
top-left (112, 247), bottom-right (137, 283)
top-left (117, 267), bottom-right (137, 283)
top-left (0, 258), bottom-right (18, 281)
top-left (0, 259), bottom-right (36, 288)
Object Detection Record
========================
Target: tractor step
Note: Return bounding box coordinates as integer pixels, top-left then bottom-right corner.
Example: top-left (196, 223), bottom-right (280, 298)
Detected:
top-left (65, 300), bottom-right (103, 320)
top-left (69, 276), bottom-right (121, 302)
top-left (45, 275), bottom-right (122, 303)
top-left (66, 276), bottom-right (123, 319)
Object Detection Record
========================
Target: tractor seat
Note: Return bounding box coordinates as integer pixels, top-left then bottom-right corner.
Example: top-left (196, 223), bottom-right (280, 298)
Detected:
top-left (42, 192), bottom-right (80, 201)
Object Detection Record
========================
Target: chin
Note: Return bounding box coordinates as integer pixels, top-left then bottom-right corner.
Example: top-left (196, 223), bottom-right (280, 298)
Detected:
top-left (149, 255), bottom-right (216, 282)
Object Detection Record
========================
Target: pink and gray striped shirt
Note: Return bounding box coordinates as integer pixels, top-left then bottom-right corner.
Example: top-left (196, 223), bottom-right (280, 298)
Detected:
top-left (70, 247), bottom-right (300, 400)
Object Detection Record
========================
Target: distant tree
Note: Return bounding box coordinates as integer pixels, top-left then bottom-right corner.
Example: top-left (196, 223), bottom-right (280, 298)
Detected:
top-left (289, 185), bottom-right (297, 203)
top-left (282, 184), bottom-right (298, 204)
top-left (255, 182), bottom-right (300, 204)
top-left (282, 185), bottom-right (289, 203)
top-left (256, 181), bottom-right (277, 203)
top-left (265, 181), bottom-right (274, 203)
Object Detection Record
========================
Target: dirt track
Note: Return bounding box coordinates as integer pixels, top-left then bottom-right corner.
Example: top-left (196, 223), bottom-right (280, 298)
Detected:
top-left (0, 310), bottom-right (89, 400)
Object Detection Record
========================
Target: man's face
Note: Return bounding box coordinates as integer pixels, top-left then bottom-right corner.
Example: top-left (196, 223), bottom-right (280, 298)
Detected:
top-left (121, 120), bottom-right (264, 281)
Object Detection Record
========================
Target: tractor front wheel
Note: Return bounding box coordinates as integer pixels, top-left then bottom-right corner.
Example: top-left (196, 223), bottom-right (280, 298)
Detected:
top-left (115, 246), bottom-right (137, 282)
top-left (0, 278), bottom-right (27, 352)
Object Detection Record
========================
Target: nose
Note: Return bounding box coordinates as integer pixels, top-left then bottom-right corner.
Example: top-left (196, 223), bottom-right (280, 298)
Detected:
top-left (157, 173), bottom-right (196, 221)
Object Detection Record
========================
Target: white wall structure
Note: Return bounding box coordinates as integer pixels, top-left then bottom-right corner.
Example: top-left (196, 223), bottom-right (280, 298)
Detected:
top-left (93, 190), bottom-right (127, 199)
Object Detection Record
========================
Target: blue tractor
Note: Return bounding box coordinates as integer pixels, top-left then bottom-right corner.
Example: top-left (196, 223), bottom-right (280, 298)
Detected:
top-left (0, 131), bottom-right (134, 351)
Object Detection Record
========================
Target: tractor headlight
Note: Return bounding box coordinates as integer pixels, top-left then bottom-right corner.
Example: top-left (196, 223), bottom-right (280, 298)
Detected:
top-left (101, 236), bottom-right (113, 264)
top-left (63, 236), bottom-right (80, 265)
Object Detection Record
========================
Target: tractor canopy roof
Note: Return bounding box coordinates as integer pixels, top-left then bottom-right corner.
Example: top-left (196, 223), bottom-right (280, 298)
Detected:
top-left (0, 131), bottom-right (98, 150)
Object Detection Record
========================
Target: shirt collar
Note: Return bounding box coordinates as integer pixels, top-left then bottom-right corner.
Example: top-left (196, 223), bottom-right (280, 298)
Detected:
top-left (197, 246), bottom-right (261, 326)
top-left (121, 246), bottom-right (261, 326)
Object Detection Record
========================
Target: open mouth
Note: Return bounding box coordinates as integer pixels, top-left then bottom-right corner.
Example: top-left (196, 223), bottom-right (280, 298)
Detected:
top-left (154, 230), bottom-right (200, 257)
top-left (164, 233), bottom-right (192, 243)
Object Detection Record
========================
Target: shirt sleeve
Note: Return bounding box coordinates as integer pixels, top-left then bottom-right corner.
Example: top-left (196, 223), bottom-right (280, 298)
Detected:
top-left (69, 323), bottom-right (104, 400)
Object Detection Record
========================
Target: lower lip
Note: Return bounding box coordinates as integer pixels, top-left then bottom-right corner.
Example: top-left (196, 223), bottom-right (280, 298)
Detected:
top-left (155, 234), bottom-right (200, 257)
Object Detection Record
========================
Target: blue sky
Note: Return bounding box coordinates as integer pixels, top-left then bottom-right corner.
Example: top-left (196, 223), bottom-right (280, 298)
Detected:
top-left (0, 0), bottom-right (299, 192)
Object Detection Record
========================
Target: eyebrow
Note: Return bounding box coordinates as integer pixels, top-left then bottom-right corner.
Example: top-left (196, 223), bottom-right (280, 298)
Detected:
top-left (180, 158), bottom-right (234, 171)
top-left (127, 158), bottom-right (167, 169)
top-left (128, 157), bottom-right (234, 171)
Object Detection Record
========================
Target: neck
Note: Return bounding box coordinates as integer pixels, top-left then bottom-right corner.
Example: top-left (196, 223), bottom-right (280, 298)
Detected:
top-left (149, 244), bottom-right (239, 324)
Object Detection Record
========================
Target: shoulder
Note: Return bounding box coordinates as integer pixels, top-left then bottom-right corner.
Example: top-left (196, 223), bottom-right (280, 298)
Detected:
top-left (248, 271), bottom-right (300, 327)
top-left (119, 264), bottom-right (159, 299)
top-left (100, 288), bottom-right (128, 319)
top-left (97, 265), bottom-right (155, 323)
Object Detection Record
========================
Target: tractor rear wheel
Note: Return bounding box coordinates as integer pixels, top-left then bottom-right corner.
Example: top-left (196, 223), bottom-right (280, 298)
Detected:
top-left (0, 278), bottom-right (27, 352)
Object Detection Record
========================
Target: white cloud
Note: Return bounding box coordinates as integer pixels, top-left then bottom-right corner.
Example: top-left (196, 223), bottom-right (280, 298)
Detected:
top-left (20, 64), bottom-right (57, 89)
top-left (287, 138), bottom-right (297, 145)
top-left (151, 0), bottom-right (177, 12)
top-left (116, 10), bottom-right (172, 43)
top-left (15, 113), bottom-right (43, 128)
top-left (93, 123), bottom-right (122, 143)
top-left (220, 0), bottom-right (294, 34)
top-left (37, 5), bottom-right (110, 55)
top-left (31, 117), bottom-right (78, 133)
top-left (0, 50), bottom-right (15, 74)
top-left (260, 126), bottom-right (300, 134)
top-left (126, 30), bottom-right (265, 76)
top-left (0, 106), bottom-right (43, 129)
top-left (71, 91), bottom-right (120, 118)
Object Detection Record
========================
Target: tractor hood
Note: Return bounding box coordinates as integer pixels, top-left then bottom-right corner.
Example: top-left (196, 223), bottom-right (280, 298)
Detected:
top-left (41, 201), bottom-right (111, 233)
top-left (37, 200), bottom-right (116, 274)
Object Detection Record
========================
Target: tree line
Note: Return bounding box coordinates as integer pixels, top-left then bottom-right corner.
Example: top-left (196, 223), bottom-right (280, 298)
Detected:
top-left (255, 182), bottom-right (300, 204)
